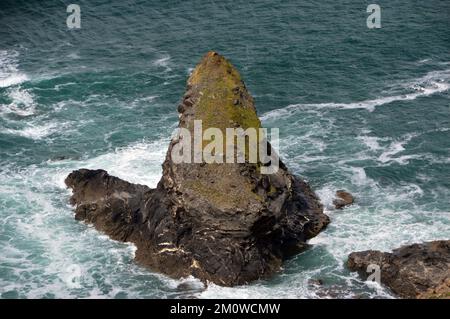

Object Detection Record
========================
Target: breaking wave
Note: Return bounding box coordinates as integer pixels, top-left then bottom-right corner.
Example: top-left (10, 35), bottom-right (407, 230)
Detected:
top-left (262, 67), bottom-right (450, 120)
top-left (0, 50), bottom-right (29, 88)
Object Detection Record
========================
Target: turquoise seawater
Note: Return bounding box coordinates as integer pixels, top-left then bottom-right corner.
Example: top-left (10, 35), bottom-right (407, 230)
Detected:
top-left (0, 0), bottom-right (449, 298)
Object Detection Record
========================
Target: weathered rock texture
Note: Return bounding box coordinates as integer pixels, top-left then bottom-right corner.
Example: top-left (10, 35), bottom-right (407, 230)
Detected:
top-left (65, 52), bottom-right (329, 286)
top-left (347, 240), bottom-right (450, 298)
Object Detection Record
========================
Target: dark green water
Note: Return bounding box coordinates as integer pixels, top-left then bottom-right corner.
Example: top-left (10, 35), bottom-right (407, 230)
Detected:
top-left (0, 0), bottom-right (449, 298)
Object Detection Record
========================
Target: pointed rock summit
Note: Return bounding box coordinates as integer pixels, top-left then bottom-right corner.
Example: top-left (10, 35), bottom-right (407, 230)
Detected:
top-left (65, 52), bottom-right (329, 286)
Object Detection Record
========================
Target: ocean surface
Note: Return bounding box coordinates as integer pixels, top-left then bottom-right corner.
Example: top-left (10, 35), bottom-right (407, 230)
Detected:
top-left (0, 0), bottom-right (449, 298)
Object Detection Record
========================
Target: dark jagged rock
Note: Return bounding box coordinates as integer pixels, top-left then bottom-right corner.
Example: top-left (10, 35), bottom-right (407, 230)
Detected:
top-left (333, 190), bottom-right (354, 209)
top-left (308, 278), bottom-right (324, 286)
top-left (65, 52), bottom-right (329, 286)
top-left (347, 240), bottom-right (450, 298)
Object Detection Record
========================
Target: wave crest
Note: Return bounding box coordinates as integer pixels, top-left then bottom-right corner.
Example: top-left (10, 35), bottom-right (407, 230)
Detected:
top-left (262, 67), bottom-right (450, 120)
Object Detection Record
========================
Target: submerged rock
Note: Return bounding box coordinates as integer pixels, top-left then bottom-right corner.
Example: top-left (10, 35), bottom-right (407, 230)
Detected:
top-left (333, 190), bottom-right (354, 209)
top-left (347, 240), bottom-right (450, 298)
top-left (65, 52), bottom-right (329, 286)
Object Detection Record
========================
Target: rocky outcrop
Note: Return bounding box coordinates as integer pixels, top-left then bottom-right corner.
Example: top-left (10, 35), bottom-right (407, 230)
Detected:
top-left (333, 190), bottom-right (354, 209)
top-left (347, 240), bottom-right (450, 298)
top-left (65, 52), bottom-right (329, 286)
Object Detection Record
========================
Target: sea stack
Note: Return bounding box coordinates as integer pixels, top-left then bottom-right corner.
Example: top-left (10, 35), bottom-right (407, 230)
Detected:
top-left (65, 52), bottom-right (329, 286)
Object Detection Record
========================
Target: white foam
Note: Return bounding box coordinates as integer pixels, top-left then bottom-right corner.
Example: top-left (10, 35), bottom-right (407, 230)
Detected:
top-left (0, 51), bottom-right (35, 118)
top-left (127, 95), bottom-right (159, 109)
top-left (153, 55), bottom-right (172, 72)
top-left (418, 58), bottom-right (431, 64)
top-left (67, 52), bottom-right (80, 59)
top-left (310, 156), bottom-right (448, 270)
top-left (1, 87), bottom-right (37, 117)
top-left (8, 87), bottom-right (34, 106)
top-left (4, 122), bottom-right (62, 140)
top-left (0, 73), bottom-right (29, 88)
top-left (377, 133), bottom-right (416, 164)
top-left (0, 156), bottom-right (170, 298)
top-left (153, 56), bottom-right (170, 66)
top-left (76, 139), bottom-right (169, 187)
top-left (316, 185), bottom-right (338, 209)
top-left (358, 135), bottom-right (382, 151)
top-left (261, 67), bottom-right (450, 120)
top-left (0, 50), bottom-right (29, 88)
top-left (53, 82), bottom-right (77, 91)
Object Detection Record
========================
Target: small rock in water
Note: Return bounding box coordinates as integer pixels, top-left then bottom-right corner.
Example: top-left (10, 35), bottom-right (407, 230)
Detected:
top-left (333, 190), bottom-right (354, 209)
top-left (52, 155), bottom-right (69, 161)
top-left (176, 280), bottom-right (205, 292)
top-left (308, 278), bottom-right (324, 286)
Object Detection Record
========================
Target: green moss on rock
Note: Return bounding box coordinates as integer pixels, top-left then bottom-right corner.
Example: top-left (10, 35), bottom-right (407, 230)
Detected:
top-left (187, 51), bottom-right (261, 131)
